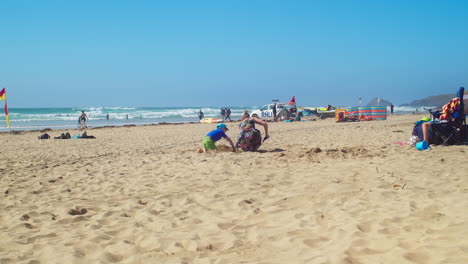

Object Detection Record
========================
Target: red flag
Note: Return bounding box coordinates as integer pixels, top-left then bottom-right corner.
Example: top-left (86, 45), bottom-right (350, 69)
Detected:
top-left (287, 96), bottom-right (296, 105)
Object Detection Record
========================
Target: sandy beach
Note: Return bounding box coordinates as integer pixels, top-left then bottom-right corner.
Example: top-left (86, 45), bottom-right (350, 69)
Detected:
top-left (1, 114), bottom-right (467, 264)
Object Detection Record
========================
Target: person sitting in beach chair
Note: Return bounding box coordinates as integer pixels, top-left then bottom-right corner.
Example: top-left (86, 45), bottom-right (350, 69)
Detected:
top-left (410, 87), bottom-right (466, 146)
top-left (197, 123), bottom-right (236, 153)
top-left (408, 118), bottom-right (434, 146)
top-left (430, 87), bottom-right (466, 145)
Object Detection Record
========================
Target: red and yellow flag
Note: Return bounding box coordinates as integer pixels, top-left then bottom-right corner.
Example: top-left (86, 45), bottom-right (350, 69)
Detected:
top-left (0, 88), bottom-right (10, 128)
top-left (0, 88), bottom-right (6, 101)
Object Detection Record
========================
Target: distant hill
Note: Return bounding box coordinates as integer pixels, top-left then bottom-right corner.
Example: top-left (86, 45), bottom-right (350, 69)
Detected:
top-left (403, 92), bottom-right (466, 108)
top-left (367, 98), bottom-right (393, 107)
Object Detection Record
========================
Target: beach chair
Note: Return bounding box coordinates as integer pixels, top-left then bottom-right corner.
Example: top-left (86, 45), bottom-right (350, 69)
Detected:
top-left (431, 87), bottom-right (466, 145)
top-left (428, 109), bottom-right (442, 121)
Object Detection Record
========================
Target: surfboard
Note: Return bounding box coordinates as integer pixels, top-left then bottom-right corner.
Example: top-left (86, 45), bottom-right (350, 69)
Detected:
top-left (200, 118), bottom-right (222, 124)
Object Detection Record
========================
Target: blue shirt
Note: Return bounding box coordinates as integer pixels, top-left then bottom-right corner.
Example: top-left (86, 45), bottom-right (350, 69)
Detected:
top-left (207, 129), bottom-right (227, 142)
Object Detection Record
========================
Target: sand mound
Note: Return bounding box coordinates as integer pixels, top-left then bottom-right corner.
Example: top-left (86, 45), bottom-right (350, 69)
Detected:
top-left (305, 146), bottom-right (386, 161)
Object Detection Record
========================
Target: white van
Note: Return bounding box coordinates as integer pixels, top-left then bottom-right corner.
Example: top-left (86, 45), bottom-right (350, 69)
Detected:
top-left (251, 103), bottom-right (287, 120)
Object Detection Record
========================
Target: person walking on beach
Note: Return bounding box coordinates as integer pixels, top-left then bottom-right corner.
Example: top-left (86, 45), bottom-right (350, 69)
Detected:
top-left (225, 108), bottom-right (232, 121)
top-left (79, 111), bottom-right (88, 129)
top-left (220, 108), bottom-right (226, 120)
top-left (198, 109), bottom-right (204, 120)
top-left (197, 123), bottom-right (236, 153)
top-left (390, 104), bottom-right (394, 114)
top-left (273, 103), bottom-right (277, 121)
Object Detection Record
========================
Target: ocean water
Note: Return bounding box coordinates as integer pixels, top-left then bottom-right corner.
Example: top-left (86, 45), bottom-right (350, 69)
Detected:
top-left (0, 105), bottom-right (435, 132)
top-left (0, 106), bottom-right (257, 131)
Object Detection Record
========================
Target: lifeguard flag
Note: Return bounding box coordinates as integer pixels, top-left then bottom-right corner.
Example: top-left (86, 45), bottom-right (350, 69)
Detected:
top-left (0, 88), bottom-right (10, 128)
top-left (287, 96), bottom-right (296, 105)
top-left (0, 88), bottom-right (5, 101)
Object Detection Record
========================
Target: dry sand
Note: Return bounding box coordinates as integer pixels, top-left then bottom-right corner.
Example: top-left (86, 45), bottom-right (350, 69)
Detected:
top-left (1, 114), bottom-right (467, 264)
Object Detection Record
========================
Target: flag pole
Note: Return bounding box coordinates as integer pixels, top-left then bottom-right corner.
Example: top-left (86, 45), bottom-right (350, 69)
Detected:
top-left (1, 88), bottom-right (11, 131)
top-left (5, 97), bottom-right (11, 132)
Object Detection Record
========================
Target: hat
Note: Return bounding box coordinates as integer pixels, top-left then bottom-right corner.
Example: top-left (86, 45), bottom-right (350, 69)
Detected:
top-left (217, 123), bottom-right (228, 130)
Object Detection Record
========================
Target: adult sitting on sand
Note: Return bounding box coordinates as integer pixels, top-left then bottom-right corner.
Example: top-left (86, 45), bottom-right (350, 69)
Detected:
top-left (197, 123), bottom-right (236, 153)
top-left (237, 110), bottom-right (269, 151)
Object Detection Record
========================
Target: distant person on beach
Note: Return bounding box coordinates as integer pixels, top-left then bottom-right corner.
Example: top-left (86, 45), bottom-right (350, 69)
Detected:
top-left (295, 110), bottom-right (303, 121)
top-left (71, 131), bottom-right (96, 139)
top-left (273, 103), bottom-right (277, 121)
top-left (79, 111), bottom-right (88, 129)
top-left (225, 108), bottom-right (232, 121)
top-left (220, 108), bottom-right (226, 120)
top-left (198, 109), bottom-right (204, 120)
top-left (106, 113), bottom-right (109, 120)
top-left (197, 123), bottom-right (236, 153)
top-left (390, 104), bottom-right (394, 114)
top-left (54, 132), bottom-right (71, 139)
top-left (236, 110), bottom-right (269, 151)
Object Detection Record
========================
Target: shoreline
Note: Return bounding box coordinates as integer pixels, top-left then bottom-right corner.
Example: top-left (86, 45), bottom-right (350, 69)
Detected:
top-left (0, 119), bottom-right (245, 134)
top-left (0, 113), bottom-right (428, 134)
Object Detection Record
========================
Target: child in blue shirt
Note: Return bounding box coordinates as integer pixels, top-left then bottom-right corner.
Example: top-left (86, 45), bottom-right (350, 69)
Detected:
top-left (197, 123), bottom-right (236, 152)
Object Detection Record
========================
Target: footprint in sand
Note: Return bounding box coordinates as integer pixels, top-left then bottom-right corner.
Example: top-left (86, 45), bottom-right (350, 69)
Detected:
top-left (217, 223), bottom-right (235, 230)
top-left (356, 221), bottom-right (373, 233)
top-left (238, 199), bottom-right (254, 206)
top-left (303, 237), bottom-right (330, 248)
top-left (68, 207), bottom-right (87, 216)
top-left (138, 200), bottom-right (148, 205)
top-left (20, 214), bottom-right (30, 221)
top-left (404, 252), bottom-right (430, 264)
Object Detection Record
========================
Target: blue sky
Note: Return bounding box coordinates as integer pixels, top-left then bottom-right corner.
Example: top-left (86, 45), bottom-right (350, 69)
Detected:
top-left (1, 0), bottom-right (467, 107)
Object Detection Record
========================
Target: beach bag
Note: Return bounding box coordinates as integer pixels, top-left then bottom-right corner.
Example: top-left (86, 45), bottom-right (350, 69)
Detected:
top-left (411, 123), bottom-right (424, 143)
top-left (38, 133), bottom-right (50, 139)
top-left (407, 135), bottom-right (419, 146)
top-left (409, 121), bottom-right (425, 146)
